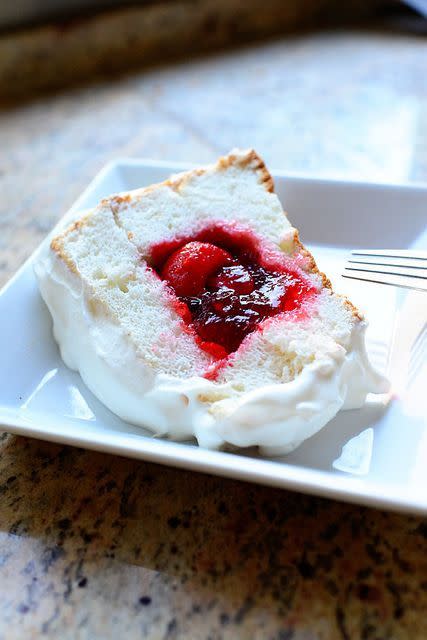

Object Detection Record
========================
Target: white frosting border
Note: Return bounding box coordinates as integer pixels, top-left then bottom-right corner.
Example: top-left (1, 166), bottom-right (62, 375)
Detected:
top-left (35, 249), bottom-right (389, 455)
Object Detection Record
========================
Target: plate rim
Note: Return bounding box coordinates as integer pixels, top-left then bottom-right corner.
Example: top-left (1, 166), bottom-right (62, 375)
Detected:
top-left (2, 410), bottom-right (427, 516)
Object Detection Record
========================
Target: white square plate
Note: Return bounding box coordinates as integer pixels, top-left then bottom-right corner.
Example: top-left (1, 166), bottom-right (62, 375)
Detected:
top-left (1, 160), bottom-right (426, 514)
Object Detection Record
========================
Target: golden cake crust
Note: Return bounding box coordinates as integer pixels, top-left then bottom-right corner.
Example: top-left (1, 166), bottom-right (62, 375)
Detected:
top-left (50, 149), bottom-right (362, 321)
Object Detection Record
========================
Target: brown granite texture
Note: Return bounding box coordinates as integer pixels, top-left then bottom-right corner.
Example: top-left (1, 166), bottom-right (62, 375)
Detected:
top-left (0, 0), bottom-right (393, 99)
top-left (1, 23), bottom-right (427, 640)
top-left (1, 434), bottom-right (427, 639)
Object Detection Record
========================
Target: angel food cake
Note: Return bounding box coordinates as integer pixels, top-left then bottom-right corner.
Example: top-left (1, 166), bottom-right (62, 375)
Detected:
top-left (35, 150), bottom-right (388, 454)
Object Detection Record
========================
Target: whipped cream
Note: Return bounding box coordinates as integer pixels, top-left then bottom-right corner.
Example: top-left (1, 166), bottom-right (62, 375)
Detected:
top-left (35, 248), bottom-right (389, 455)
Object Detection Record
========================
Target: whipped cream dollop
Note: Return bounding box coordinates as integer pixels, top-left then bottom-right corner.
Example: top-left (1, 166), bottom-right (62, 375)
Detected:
top-left (35, 248), bottom-right (389, 455)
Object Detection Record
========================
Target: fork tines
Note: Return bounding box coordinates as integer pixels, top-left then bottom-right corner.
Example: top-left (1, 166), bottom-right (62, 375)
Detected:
top-left (342, 249), bottom-right (427, 292)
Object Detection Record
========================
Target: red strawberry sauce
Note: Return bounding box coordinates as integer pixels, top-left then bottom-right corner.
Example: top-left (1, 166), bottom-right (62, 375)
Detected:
top-left (149, 224), bottom-right (317, 360)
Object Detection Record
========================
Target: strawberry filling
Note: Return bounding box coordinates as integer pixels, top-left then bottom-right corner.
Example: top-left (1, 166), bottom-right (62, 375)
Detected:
top-left (150, 225), bottom-right (316, 358)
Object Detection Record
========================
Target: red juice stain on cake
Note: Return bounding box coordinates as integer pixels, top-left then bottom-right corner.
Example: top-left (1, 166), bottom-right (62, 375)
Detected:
top-left (150, 224), bottom-right (317, 359)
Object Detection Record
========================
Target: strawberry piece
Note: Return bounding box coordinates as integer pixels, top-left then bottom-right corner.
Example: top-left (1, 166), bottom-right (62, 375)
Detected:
top-left (161, 241), bottom-right (232, 297)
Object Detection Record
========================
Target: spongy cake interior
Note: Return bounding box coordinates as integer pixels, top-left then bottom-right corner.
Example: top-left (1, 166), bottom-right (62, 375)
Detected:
top-left (51, 150), bottom-right (359, 391)
top-left (110, 151), bottom-right (292, 257)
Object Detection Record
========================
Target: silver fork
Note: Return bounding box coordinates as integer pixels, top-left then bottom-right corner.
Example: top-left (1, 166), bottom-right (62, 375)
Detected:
top-left (401, 0), bottom-right (427, 17)
top-left (342, 250), bottom-right (427, 292)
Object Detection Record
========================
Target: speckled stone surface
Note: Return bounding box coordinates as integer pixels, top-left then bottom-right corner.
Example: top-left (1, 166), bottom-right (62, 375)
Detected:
top-left (0, 0), bottom-right (390, 98)
top-left (1, 436), bottom-right (427, 639)
top-left (1, 25), bottom-right (427, 639)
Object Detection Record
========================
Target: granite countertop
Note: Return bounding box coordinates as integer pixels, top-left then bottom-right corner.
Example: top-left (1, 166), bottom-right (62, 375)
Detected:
top-left (1, 23), bottom-right (427, 640)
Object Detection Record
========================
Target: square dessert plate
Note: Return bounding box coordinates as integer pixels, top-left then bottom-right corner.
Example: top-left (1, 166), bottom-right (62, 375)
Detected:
top-left (1, 160), bottom-right (426, 514)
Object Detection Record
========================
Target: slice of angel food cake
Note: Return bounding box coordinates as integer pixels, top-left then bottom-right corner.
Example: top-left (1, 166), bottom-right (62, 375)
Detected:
top-left (35, 149), bottom-right (388, 454)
